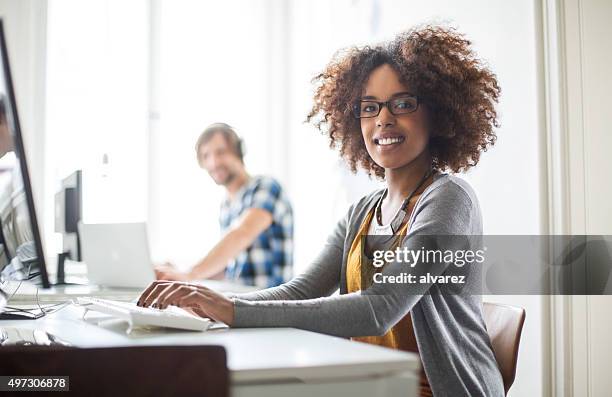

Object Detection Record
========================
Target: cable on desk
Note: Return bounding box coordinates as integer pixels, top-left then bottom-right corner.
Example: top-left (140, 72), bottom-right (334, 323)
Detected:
top-left (1, 263), bottom-right (70, 318)
top-left (3, 300), bottom-right (70, 316)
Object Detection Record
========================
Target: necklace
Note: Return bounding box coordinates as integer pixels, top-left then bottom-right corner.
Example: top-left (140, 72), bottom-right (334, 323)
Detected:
top-left (373, 167), bottom-right (434, 235)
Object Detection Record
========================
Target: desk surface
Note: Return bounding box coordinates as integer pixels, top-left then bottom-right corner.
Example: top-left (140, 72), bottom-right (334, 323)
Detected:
top-left (0, 304), bottom-right (420, 384)
top-left (7, 279), bottom-right (258, 303)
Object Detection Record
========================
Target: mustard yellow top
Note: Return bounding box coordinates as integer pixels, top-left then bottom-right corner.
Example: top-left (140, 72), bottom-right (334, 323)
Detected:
top-left (346, 208), bottom-right (418, 352)
top-left (346, 198), bottom-right (432, 397)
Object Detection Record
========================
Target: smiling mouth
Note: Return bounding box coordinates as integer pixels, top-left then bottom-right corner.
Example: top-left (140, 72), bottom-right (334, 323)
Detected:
top-left (374, 136), bottom-right (405, 146)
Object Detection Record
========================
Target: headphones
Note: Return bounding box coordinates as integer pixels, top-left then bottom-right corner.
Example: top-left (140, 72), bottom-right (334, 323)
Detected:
top-left (235, 135), bottom-right (246, 162)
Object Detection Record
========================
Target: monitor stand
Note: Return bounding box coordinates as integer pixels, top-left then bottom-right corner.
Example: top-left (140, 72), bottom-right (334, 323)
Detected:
top-left (54, 252), bottom-right (81, 286)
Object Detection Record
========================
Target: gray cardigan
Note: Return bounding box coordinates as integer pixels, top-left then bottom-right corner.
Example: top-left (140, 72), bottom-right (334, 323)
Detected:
top-left (232, 174), bottom-right (505, 396)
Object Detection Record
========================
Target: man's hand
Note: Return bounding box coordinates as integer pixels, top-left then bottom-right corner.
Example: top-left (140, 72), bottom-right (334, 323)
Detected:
top-left (154, 262), bottom-right (191, 282)
top-left (136, 280), bottom-right (235, 325)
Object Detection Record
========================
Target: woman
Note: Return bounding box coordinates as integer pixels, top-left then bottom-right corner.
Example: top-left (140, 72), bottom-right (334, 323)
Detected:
top-left (138, 25), bottom-right (504, 396)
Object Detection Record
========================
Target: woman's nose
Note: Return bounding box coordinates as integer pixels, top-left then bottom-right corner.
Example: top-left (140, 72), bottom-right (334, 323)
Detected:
top-left (376, 105), bottom-right (396, 127)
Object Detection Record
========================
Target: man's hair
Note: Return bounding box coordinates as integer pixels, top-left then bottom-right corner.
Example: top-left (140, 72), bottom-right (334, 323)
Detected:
top-left (195, 122), bottom-right (244, 163)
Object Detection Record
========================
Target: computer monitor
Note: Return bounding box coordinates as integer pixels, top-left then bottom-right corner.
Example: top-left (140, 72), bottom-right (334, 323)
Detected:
top-left (55, 170), bottom-right (82, 261)
top-left (0, 19), bottom-right (50, 289)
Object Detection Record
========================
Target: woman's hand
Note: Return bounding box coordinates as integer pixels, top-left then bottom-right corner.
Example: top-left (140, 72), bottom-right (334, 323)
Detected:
top-left (136, 281), bottom-right (235, 326)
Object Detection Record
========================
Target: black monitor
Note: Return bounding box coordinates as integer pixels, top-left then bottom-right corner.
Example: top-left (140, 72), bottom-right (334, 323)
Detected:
top-left (54, 170), bottom-right (82, 285)
top-left (55, 170), bottom-right (82, 261)
top-left (0, 19), bottom-right (50, 289)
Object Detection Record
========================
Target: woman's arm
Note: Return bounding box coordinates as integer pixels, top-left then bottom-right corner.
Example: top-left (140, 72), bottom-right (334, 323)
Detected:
top-left (232, 181), bottom-right (476, 337)
top-left (140, 202), bottom-right (353, 308)
top-left (138, 180), bottom-right (477, 336)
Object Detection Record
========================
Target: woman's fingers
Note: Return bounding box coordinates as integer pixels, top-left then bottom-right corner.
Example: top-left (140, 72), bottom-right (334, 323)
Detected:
top-left (141, 282), bottom-right (172, 307)
top-left (138, 280), bottom-right (185, 307)
top-left (136, 282), bottom-right (232, 323)
top-left (137, 280), bottom-right (167, 306)
top-left (157, 285), bottom-right (197, 309)
top-left (137, 280), bottom-right (210, 307)
top-left (153, 283), bottom-right (213, 308)
top-left (136, 283), bottom-right (232, 324)
top-left (152, 283), bottom-right (185, 308)
top-left (189, 284), bottom-right (213, 294)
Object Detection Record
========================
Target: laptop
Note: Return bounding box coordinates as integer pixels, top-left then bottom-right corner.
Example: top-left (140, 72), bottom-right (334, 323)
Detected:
top-left (78, 222), bottom-right (156, 289)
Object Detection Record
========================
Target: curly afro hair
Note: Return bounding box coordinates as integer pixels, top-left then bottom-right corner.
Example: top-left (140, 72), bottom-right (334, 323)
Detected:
top-left (306, 25), bottom-right (500, 178)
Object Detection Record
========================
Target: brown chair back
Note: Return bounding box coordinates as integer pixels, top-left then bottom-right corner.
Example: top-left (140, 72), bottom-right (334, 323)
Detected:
top-left (482, 302), bottom-right (526, 395)
top-left (0, 345), bottom-right (228, 397)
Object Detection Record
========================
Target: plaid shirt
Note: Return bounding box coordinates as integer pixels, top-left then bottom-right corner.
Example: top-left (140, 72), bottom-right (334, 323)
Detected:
top-left (219, 176), bottom-right (293, 288)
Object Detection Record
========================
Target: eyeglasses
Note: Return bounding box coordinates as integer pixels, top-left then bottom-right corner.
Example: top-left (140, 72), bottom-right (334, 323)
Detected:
top-left (352, 95), bottom-right (419, 119)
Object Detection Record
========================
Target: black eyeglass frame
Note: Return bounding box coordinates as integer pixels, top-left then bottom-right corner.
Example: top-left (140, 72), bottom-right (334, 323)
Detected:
top-left (351, 95), bottom-right (420, 119)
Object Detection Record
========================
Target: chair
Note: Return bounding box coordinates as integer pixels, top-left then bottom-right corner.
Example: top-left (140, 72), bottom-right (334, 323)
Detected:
top-left (0, 345), bottom-right (228, 397)
top-left (482, 302), bottom-right (526, 395)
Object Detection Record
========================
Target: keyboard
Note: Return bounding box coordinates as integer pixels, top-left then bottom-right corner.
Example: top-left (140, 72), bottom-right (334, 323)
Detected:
top-left (76, 297), bottom-right (212, 332)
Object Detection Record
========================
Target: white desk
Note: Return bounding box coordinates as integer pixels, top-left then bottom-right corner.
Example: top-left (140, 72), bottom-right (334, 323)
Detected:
top-left (7, 279), bottom-right (258, 303)
top-left (0, 304), bottom-right (420, 397)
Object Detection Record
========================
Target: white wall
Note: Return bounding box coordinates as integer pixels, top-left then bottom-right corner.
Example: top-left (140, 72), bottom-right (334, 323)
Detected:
top-left (547, 0), bottom-right (612, 395)
top-left (579, 1), bottom-right (612, 394)
top-left (147, 0), bottom-right (278, 267)
top-left (45, 0), bottom-right (149, 242)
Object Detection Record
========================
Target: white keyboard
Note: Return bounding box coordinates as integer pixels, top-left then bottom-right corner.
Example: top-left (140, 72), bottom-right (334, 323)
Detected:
top-left (76, 297), bottom-right (212, 332)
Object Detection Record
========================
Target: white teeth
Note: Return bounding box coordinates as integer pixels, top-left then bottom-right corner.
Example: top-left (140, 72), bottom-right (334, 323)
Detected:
top-left (376, 137), bottom-right (403, 146)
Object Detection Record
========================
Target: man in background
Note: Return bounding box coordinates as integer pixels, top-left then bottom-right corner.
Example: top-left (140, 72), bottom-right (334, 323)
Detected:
top-left (155, 123), bottom-right (293, 288)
